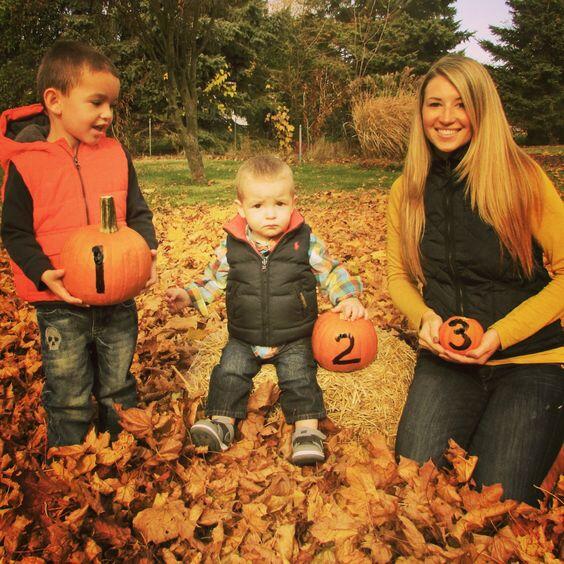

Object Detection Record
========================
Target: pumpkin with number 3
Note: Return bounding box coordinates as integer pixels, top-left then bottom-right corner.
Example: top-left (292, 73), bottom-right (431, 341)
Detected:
top-left (439, 316), bottom-right (484, 355)
top-left (60, 195), bottom-right (152, 305)
top-left (312, 312), bottom-right (378, 372)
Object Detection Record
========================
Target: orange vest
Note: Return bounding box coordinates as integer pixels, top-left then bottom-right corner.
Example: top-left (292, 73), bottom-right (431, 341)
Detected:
top-left (1, 104), bottom-right (128, 302)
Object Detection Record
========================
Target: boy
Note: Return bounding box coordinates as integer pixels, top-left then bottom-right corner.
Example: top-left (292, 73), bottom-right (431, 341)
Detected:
top-left (0, 41), bottom-right (158, 447)
top-left (166, 155), bottom-right (366, 465)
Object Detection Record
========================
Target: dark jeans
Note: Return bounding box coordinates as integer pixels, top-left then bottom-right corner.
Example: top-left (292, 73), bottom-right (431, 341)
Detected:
top-left (396, 351), bottom-right (564, 505)
top-left (36, 300), bottom-right (139, 447)
top-left (206, 336), bottom-right (326, 424)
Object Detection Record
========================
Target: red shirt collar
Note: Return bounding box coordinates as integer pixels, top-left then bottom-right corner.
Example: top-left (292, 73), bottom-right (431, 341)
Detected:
top-left (223, 208), bottom-right (304, 243)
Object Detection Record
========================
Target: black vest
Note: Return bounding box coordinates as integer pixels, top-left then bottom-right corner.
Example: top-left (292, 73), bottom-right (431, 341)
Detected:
top-left (420, 148), bottom-right (563, 359)
top-left (225, 223), bottom-right (318, 346)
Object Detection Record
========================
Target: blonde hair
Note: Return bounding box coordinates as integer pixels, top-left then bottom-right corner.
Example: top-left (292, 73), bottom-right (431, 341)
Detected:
top-left (235, 155), bottom-right (294, 200)
top-left (401, 55), bottom-right (543, 282)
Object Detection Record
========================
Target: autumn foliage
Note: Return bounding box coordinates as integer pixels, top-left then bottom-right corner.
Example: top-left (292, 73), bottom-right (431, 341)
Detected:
top-left (1, 190), bottom-right (562, 561)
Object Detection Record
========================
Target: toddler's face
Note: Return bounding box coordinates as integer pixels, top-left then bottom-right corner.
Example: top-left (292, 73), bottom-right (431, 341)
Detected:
top-left (52, 68), bottom-right (120, 149)
top-left (236, 176), bottom-right (296, 243)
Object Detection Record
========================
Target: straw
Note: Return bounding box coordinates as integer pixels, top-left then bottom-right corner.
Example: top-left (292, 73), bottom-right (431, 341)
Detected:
top-left (183, 326), bottom-right (416, 444)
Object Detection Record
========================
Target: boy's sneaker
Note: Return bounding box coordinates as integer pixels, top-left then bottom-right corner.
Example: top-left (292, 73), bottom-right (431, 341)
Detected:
top-left (291, 428), bottom-right (326, 466)
top-left (190, 417), bottom-right (235, 452)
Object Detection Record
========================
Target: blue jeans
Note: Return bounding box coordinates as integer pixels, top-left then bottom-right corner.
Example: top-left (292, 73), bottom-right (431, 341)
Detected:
top-left (36, 300), bottom-right (139, 447)
top-left (206, 336), bottom-right (326, 423)
top-left (396, 351), bottom-right (564, 505)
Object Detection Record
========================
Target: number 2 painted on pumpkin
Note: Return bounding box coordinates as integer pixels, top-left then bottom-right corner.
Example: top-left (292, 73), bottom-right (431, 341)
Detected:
top-left (332, 333), bottom-right (361, 365)
top-left (447, 318), bottom-right (472, 351)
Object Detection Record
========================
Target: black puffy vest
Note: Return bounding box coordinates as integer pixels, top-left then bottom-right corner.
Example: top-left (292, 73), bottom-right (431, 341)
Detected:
top-left (420, 148), bottom-right (563, 359)
top-left (225, 223), bottom-right (318, 346)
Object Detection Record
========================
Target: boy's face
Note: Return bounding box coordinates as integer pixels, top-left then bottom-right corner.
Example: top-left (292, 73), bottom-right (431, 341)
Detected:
top-left (236, 175), bottom-right (296, 243)
top-left (46, 68), bottom-right (120, 149)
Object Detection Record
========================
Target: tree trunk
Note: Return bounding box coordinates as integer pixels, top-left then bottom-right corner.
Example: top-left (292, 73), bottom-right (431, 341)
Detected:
top-left (167, 86), bottom-right (206, 183)
top-left (181, 96), bottom-right (205, 183)
top-left (179, 127), bottom-right (205, 184)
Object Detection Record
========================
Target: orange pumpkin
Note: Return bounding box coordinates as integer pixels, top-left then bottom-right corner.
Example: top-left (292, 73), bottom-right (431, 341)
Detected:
top-left (312, 311), bottom-right (378, 372)
top-left (60, 195), bottom-right (152, 305)
top-left (438, 316), bottom-right (484, 355)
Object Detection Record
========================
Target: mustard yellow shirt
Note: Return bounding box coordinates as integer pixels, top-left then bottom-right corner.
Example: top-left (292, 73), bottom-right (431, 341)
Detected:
top-left (386, 172), bottom-right (564, 365)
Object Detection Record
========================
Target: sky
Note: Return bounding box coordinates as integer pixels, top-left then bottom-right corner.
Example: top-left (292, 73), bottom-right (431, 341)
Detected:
top-left (454, 0), bottom-right (512, 64)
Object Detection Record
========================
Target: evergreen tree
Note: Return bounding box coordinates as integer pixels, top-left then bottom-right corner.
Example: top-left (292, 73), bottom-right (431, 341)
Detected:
top-left (329, 0), bottom-right (470, 76)
top-left (481, 0), bottom-right (563, 144)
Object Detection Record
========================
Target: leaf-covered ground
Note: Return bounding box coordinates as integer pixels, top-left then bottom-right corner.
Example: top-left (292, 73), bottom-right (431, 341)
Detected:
top-left (1, 189), bottom-right (562, 562)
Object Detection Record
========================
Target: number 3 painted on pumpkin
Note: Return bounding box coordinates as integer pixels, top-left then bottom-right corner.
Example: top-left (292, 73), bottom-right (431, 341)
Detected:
top-left (332, 333), bottom-right (361, 365)
top-left (447, 318), bottom-right (472, 351)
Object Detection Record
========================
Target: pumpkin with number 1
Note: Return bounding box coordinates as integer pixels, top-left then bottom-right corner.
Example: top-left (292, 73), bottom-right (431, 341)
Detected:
top-left (439, 316), bottom-right (484, 355)
top-left (60, 195), bottom-right (152, 305)
top-left (312, 311), bottom-right (378, 372)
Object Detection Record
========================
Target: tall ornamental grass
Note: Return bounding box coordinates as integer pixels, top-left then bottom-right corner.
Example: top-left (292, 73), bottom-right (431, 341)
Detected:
top-left (351, 72), bottom-right (419, 161)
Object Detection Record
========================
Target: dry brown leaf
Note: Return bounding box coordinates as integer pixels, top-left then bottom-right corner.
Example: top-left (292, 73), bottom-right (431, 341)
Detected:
top-left (93, 517), bottom-right (132, 548)
top-left (275, 523), bottom-right (296, 562)
top-left (133, 499), bottom-right (201, 544)
top-left (309, 503), bottom-right (363, 544)
top-left (398, 515), bottom-right (427, 558)
top-left (116, 403), bottom-right (156, 438)
top-left (165, 316), bottom-right (199, 331)
top-left (450, 500), bottom-right (519, 543)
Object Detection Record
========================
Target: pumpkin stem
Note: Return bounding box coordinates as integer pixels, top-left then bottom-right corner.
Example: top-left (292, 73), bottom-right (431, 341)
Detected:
top-left (100, 195), bottom-right (118, 234)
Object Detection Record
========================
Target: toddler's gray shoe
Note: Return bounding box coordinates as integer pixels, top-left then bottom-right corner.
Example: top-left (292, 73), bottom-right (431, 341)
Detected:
top-left (291, 428), bottom-right (326, 466)
top-left (190, 417), bottom-right (235, 452)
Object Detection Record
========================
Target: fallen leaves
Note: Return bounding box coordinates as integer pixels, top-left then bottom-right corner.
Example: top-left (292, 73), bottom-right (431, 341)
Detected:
top-left (0, 190), bottom-right (562, 561)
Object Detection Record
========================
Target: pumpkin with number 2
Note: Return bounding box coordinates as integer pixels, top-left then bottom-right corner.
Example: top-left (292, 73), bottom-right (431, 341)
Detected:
top-left (312, 312), bottom-right (378, 372)
top-left (439, 316), bottom-right (484, 355)
top-left (60, 195), bottom-right (152, 306)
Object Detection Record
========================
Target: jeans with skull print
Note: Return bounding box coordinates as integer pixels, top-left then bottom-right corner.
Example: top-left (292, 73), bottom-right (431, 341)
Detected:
top-left (36, 300), bottom-right (139, 447)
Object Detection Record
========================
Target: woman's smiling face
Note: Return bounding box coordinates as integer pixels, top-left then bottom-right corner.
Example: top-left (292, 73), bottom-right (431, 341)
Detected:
top-left (422, 75), bottom-right (472, 152)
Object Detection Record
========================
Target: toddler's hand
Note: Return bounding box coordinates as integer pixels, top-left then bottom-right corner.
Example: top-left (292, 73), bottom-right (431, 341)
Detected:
top-left (165, 287), bottom-right (191, 312)
top-left (41, 269), bottom-right (84, 305)
top-left (332, 297), bottom-right (368, 321)
top-left (144, 249), bottom-right (158, 288)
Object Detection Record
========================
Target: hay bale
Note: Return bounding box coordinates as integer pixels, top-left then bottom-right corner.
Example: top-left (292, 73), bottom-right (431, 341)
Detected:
top-left (184, 326), bottom-right (415, 443)
top-left (352, 93), bottom-right (416, 161)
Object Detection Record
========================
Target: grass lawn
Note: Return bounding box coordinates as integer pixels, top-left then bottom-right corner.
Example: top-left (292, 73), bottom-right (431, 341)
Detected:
top-left (134, 157), bottom-right (400, 208)
top-left (135, 146), bottom-right (563, 208)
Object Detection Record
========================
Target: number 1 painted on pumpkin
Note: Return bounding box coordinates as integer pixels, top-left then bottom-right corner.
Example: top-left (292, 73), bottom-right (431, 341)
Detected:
top-left (92, 245), bottom-right (105, 294)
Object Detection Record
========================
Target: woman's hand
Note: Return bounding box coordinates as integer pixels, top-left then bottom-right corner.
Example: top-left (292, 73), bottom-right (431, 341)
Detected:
top-left (440, 328), bottom-right (501, 365)
top-left (418, 309), bottom-right (446, 356)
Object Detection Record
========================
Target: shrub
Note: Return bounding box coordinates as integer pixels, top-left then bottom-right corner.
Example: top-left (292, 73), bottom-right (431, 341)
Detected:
top-left (352, 92), bottom-right (416, 161)
top-left (306, 137), bottom-right (352, 163)
top-left (224, 135), bottom-right (278, 160)
top-left (351, 70), bottom-right (419, 161)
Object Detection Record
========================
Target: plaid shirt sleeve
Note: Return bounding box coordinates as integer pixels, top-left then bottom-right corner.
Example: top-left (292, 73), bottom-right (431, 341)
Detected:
top-left (309, 232), bottom-right (363, 306)
top-left (185, 238), bottom-right (229, 316)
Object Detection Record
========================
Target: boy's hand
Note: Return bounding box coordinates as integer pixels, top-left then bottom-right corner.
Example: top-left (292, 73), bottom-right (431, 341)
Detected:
top-left (332, 297), bottom-right (368, 321)
top-left (41, 269), bottom-right (84, 305)
top-left (144, 249), bottom-right (158, 288)
top-left (166, 287), bottom-right (191, 312)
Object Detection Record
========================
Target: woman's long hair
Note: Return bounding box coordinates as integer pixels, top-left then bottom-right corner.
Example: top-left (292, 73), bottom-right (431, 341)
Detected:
top-left (401, 55), bottom-right (544, 282)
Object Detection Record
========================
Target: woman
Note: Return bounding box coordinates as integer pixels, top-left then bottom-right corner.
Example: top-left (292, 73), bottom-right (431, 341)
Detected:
top-left (387, 55), bottom-right (563, 505)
